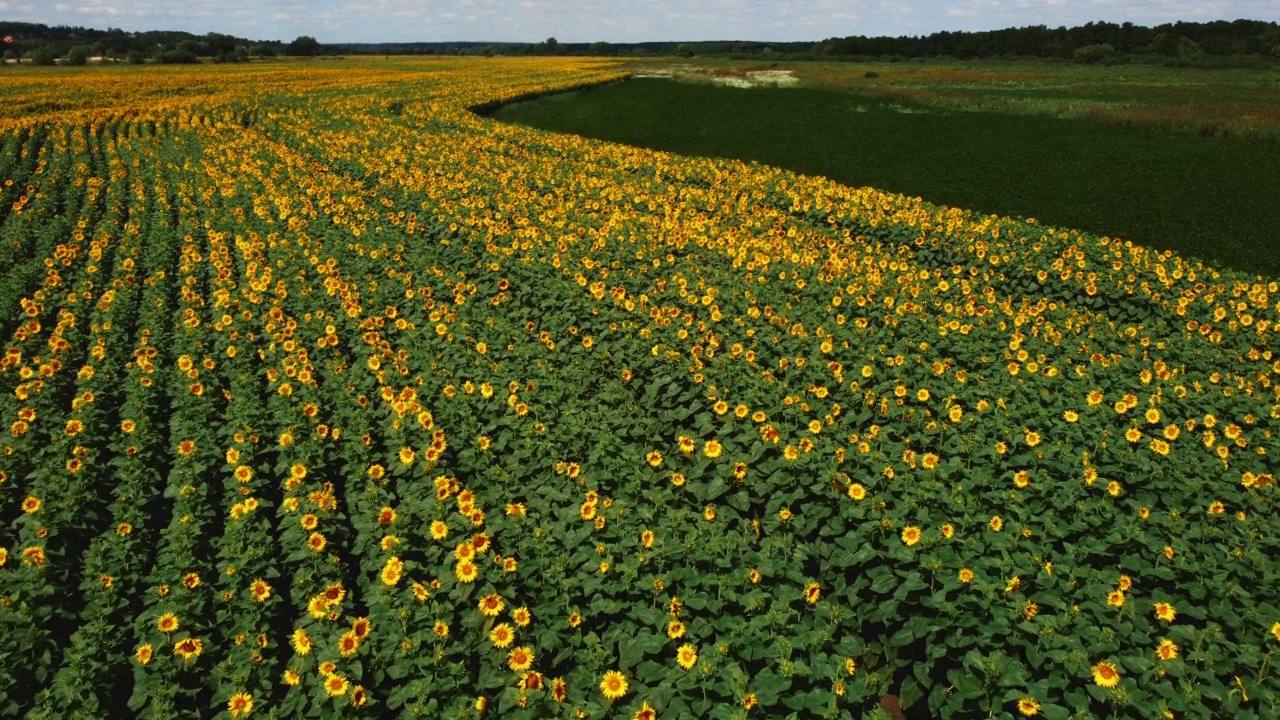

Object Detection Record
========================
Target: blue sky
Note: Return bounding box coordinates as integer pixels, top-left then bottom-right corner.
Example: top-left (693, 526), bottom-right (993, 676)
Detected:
top-left (4, 0), bottom-right (1278, 44)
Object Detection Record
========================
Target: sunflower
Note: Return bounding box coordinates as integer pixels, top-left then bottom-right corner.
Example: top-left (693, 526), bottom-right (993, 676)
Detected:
top-left (250, 579), bottom-right (271, 603)
top-left (847, 483), bottom-right (866, 501)
top-left (1107, 590), bottom-right (1126, 608)
top-left (135, 644), bottom-right (154, 665)
top-left (173, 636), bottom-right (203, 662)
top-left (490, 623), bottom-right (515, 649)
top-left (322, 582), bottom-right (346, 606)
top-left (157, 613), bottom-right (180, 634)
top-left (677, 644), bottom-right (698, 670)
top-left (182, 574), bottom-right (200, 591)
top-left (512, 606), bottom-right (531, 627)
top-left (958, 568), bottom-right (974, 583)
top-left (508, 646), bottom-right (534, 672)
top-left (1092, 661), bottom-right (1120, 688)
top-left (282, 669), bottom-right (301, 686)
top-left (804, 582), bottom-right (821, 605)
top-left (551, 677), bottom-right (568, 703)
top-left (620, 699), bottom-right (654, 720)
top-left (21, 546), bottom-right (45, 567)
top-left (324, 673), bottom-right (349, 697)
top-left (600, 670), bottom-right (628, 700)
top-left (1156, 639), bottom-right (1178, 661)
top-left (307, 532), bottom-right (326, 553)
top-left (380, 556), bottom-right (403, 586)
top-left (703, 439), bottom-right (723, 459)
top-left (1270, 621), bottom-right (1280, 642)
top-left (521, 671), bottom-right (545, 691)
top-left (478, 593), bottom-right (505, 617)
top-left (21, 496), bottom-right (41, 513)
top-left (1016, 696), bottom-right (1040, 716)
top-left (900, 526), bottom-right (922, 546)
top-left (941, 523), bottom-right (955, 540)
top-left (223, 691), bottom-right (253, 718)
top-left (434, 621), bottom-right (449, 638)
top-left (666, 620), bottom-right (686, 639)
top-left (989, 516), bottom-right (1004, 532)
top-left (338, 631), bottom-right (360, 657)
top-left (455, 560), bottom-right (478, 583)
top-left (645, 450), bottom-right (663, 467)
top-left (378, 506), bottom-right (397, 526)
top-left (351, 617), bottom-right (371, 640)
top-left (292, 628), bottom-right (312, 655)
top-left (351, 685), bottom-right (368, 708)
top-left (430, 520), bottom-right (448, 540)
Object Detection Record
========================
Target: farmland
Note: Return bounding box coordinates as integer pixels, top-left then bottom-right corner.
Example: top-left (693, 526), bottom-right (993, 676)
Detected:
top-left (493, 69), bottom-right (1280, 278)
top-left (1, 58), bottom-right (1278, 720)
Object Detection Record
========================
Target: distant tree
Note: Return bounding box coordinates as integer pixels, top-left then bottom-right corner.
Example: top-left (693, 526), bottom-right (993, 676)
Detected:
top-left (1149, 32), bottom-right (1179, 56)
top-left (154, 47), bottom-right (198, 64)
top-left (1177, 37), bottom-right (1202, 57)
top-left (589, 41), bottom-right (615, 56)
top-left (287, 35), bottom-right (321, 56)
top-left (250, 43), bottom-right (279, 57)
top-left (674, 43), bottom-right (694, 58)
top-left (1073, 43), bottom-right (1115, 63)
top-left (537, 37), bottom-right (568, 55)
top-left (30, 46), bottom-right (57, 65)
top-left (65, 45), bottom-right (89, 65)
top-left (126, 49), bottom-right (144, 64)
top-left (206, 32), bottom-right (237, 56)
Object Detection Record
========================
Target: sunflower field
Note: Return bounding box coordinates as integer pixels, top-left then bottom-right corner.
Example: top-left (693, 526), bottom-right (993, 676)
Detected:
top-left (0, 58), bottom-right (1277, 720)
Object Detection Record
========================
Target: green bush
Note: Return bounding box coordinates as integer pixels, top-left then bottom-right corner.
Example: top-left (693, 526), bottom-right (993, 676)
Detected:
top-left (1073, 44), bottom-right (1115, 64)
top-left (65, 46), bottom-right (89, 66)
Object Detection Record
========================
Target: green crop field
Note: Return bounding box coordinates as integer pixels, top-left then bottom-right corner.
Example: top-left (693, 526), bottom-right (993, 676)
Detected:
top-left (494, 74), bottom-right (1280, 279)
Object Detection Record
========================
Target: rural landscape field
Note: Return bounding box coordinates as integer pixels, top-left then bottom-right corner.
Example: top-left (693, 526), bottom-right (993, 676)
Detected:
top-left (1, 52), bottom-right (1278, 720)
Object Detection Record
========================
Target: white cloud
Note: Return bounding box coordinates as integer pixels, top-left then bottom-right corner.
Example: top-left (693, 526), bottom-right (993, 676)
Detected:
top-left (0, 0), bottom-right (1275, 42)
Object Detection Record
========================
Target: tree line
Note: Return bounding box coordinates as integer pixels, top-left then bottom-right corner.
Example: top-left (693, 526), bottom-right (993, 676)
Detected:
top-left (331, 21), bottom-right (1280, 67)
top-left (3, 19), bottom-right (1279, 67)
top-left (0, 22), bottom-right (323, 65)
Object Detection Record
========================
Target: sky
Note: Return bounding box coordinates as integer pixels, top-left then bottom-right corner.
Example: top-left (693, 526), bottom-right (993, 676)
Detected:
top-left (3, 0), bottom-right (1278, 44)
